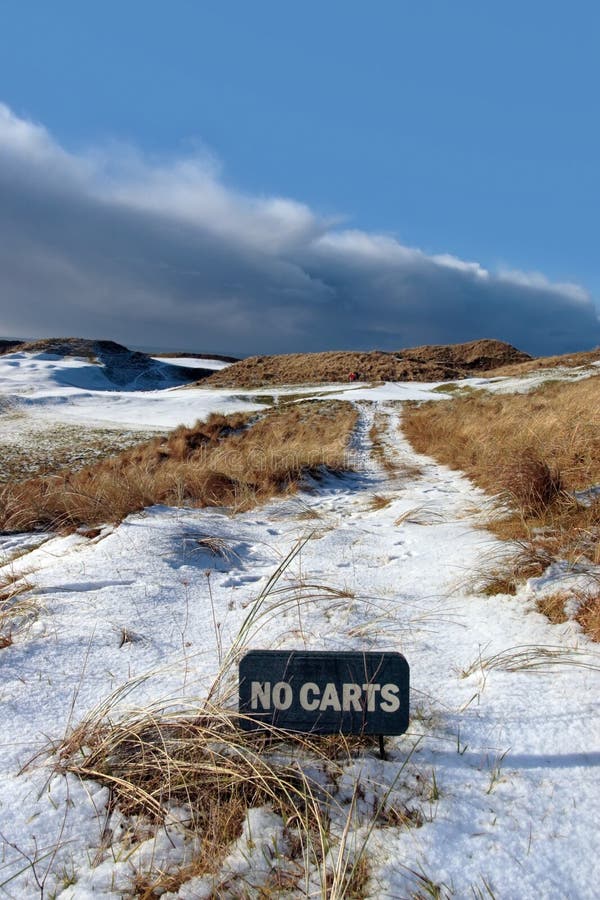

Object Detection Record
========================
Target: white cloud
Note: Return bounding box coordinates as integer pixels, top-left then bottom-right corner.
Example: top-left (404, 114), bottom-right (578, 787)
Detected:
top-left (0, 103), bottom-right (598, 355)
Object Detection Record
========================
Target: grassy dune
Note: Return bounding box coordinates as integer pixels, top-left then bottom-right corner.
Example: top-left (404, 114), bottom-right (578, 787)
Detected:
top-left (204, 339), bottom-right (530, 388)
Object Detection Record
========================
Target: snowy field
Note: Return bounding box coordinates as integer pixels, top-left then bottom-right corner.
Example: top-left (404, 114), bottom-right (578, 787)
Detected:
top-left (0, 350), bottom-right (599, 898)
top-left (151, 356), bottom-right (233, 371)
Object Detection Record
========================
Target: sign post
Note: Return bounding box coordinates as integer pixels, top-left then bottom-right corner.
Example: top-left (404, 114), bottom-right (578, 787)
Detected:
top-left (239, 650), bottom-right (409, 752)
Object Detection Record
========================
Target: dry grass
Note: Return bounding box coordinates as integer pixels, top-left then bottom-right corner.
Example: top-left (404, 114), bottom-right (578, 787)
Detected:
top-left (63, 712), bottom-right (312, 879)
top-left (574, 589), bottom-right (600, 640)
top-left (0, 571), bottom-right (37, 647)
top-left (0, 401), bottom-right (358, 533)
top-left (369, 494), bottom-right (394, 511)
top-left (486, 346), bottom-right (600, 378)
top-left (404, 377), bottom-right (600, 501)
top-left (480, 575), bottom-right (518, 597)
top-left (57, 706), bottom-right (386, 898)
top-left (204, 339), bottom-right (529, 388)
top-left (403, 375), bottom-right (600, 638)
top-left (536, 593), bottom-right (569, 624)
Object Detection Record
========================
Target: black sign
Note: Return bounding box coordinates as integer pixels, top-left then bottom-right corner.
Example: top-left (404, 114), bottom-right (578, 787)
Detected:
top-left (239, 650), bottom-right (409, 735)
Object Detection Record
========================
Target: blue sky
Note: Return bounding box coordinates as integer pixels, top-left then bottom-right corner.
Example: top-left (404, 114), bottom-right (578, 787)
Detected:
top-left (0, 1), bottom-right (599, 355)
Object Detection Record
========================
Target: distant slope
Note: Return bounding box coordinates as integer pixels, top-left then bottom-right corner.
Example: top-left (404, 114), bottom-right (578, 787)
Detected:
top-left (2, 338), bottom-right (212, 390)
top-left (486, 346), bottom-right (600, 377)
top-left (203, 339), bottom-right (532, 388)
top-left (153, 351), bottom-right (240, 363)
top-left (0, 340), bottom-right (23, 354)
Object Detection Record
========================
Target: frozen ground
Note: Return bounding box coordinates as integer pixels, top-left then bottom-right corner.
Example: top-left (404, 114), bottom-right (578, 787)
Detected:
top-left (151, 356), bottom-right (233, 371)
top-left (0, 352), bottom-right (599, 898)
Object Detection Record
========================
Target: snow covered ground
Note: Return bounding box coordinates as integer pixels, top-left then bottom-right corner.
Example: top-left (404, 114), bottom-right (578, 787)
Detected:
top-left (151, 356), bottom-right (233, 371)
top-left (0, 352), bottom-right (599, 898)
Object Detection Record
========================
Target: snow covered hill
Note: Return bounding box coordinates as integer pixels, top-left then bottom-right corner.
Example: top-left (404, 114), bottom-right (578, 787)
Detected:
top-left (0, 338), bottom-right (212, 392)
top-left (0, 353), bottom-right (599, 898)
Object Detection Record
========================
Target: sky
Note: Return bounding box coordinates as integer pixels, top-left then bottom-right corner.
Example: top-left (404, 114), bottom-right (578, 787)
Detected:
top-left (0, 0), bottom-right (599, 356)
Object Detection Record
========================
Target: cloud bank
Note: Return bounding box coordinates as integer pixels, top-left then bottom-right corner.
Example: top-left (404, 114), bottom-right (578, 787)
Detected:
top-left (1, 103), bottom-right (598, 356)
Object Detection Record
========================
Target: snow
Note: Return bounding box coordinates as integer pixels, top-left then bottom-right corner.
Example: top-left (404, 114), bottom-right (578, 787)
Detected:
top-left (0, 351), bottom-right (263, 431)
top-left (151, 355), bottom-right (233, 370)
top-left (0, 356), bottom-right (599, 897)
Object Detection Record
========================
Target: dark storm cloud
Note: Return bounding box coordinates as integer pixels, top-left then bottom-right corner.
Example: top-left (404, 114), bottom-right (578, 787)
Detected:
top-left (0, 104), bottom-right (598, 355)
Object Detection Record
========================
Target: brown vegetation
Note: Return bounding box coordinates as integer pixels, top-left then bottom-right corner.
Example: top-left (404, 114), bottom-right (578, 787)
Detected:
top-left (66, 714), bottom-right (312, 888)
top-left (204, 339), bottom-right (530, 388)
top-left (575, 590), bottom-right (600, 641)
top-left (402, 375), bottom-right (600, 638)
top-left (486, 346), bottom-right (600, 377)
top-left (536, 593), bottom-right (570, 624)
top-left (0, 572), bottom-right (36, 648)
top-left (535, 588), bottom-right (600, 641)
top-left (0, 401), bottom-right (357, 532)
top-left (58, 707), bottom-right (387, 897)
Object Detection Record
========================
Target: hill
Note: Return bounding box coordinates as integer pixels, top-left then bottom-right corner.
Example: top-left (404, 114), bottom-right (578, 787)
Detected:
top-left (1, 337), bottom-right (211, 390)
top-left (203, 338), bottom-right (532, 387)
top-left (486, 345), bottom-right (600, 376)
top-left (0, 339), bottom-right (23, 354)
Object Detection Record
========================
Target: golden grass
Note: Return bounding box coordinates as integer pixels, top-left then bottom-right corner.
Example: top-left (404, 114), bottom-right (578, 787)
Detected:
top-left (486, 346), bottom-right (600, 377)
top-left (204, 339), bottom-right (529, 388)
top-left (369, 494), bottom-right (395, 511)
top-left (0, 572), bottom-right (37, 647)
top-left (536, 593), bottom-right (569, 624)
top-left (404, 377), bottom-right (600, 497)
top-left (574, 589), bottom-right (600, 641)
top-left (0, 401), bottom-right (358, 533)
top-left (402, 376), bottom-right (600, 638)
top-left (58, 707), bottom-right (384, 898)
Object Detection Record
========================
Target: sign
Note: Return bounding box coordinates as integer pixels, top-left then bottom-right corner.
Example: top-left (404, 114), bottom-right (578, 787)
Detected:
top-left (239, 650), bottom-right (409, 735)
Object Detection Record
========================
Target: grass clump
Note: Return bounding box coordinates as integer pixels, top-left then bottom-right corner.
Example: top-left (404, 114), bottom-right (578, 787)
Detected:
top-left (0, 401), bottom-right (358, 533)
top-left (0, 572), bottom-right (37, 647)
top-left (536, 593), bottom-right (569, 625)
top-left (574, 589), bottom-right (600, 640)
top-left (57, 705), bottom-right (384, 898)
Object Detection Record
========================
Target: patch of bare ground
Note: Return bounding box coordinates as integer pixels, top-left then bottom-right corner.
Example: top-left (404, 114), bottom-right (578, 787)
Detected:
top-left (203, 339), bottom-right (530, 388)
top-left (0, 424), bottom-right (160, 484)
top-left (402, 376), bottom-right (600, 639)
top-left (0, 401), bottom-right (358, 532)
